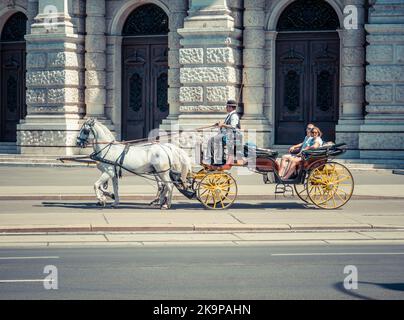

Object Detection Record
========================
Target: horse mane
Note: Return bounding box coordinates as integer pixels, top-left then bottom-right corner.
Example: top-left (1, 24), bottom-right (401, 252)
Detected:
top-left (94, 120), bottom-right (115, 142)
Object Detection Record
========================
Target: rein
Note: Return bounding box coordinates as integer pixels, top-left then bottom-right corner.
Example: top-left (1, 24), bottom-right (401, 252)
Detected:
top-left (87, 124), bottom-right (218, 145)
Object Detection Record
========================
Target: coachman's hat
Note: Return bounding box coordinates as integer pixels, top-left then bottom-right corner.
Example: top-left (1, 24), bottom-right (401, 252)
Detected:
top-left (226, 99), bottom-right (237, 107)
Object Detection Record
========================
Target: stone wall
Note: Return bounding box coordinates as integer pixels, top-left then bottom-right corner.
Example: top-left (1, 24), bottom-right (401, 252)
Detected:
top-left (360, 0), bottom-right (404, 159)
top-left (17, 0), bottom-right (85, 155)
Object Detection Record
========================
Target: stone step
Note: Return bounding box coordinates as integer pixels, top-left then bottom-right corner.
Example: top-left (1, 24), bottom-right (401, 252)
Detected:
top-left (0, 142), bottom-right (17, 154)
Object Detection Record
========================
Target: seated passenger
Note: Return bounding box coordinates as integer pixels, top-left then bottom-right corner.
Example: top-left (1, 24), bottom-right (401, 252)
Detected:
top-left (281, 126), bottom-right (323, 180)
top-left (278, 124), bottom-right (315, 177)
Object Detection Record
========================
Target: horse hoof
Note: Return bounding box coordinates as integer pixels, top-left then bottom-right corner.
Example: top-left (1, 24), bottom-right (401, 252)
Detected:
top-left (97, 201), bottom-right (106, 207)
top-left (160, 204), bottom-right (169, 210)
top-left (110, 194), bottom-right (115, 200)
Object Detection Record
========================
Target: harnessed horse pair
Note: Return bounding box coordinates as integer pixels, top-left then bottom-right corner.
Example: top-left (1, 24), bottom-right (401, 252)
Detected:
top-left (75, 118), bottom-right (191, 209)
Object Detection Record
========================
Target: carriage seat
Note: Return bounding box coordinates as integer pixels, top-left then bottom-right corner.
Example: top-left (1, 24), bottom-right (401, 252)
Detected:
top-left (301, 142), bottom-right (347, 159)
top-left (243, 144), bottom-right (278, 159)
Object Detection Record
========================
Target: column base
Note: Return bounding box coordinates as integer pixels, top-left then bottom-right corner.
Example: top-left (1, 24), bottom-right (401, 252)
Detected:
top-left (335, 119), bottom-right (364, 159)
top-left (359, 121), bottom-right (404, 160)
top-left (17, 116), bottom-right (115, 155)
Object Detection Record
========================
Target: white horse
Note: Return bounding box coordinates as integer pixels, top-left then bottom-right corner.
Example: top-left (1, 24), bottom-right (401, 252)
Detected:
top-left (76, 118), bottom-right (191, 209)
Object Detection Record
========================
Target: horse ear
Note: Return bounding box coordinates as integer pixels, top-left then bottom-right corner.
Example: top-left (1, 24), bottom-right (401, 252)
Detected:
top-left (88, 118), bottom-right (95, 126)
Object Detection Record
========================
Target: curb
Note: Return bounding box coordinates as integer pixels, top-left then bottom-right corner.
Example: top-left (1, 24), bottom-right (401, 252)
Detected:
top-left (0, 194), bottom-right (403, 201)
top-left (1, 224), bottom-right (404, 234)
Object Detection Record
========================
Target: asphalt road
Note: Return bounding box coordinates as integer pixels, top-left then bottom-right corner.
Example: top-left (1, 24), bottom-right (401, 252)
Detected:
top-left (1, 245), bottom-right (404, 300)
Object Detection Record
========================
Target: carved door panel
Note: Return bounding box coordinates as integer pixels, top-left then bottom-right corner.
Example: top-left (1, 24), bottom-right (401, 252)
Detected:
top-left (123, 44), bottom-right (149, 140)
top-left (309, 40), bottom-right (339, 142)
top-left (275, 40), bottom-right (309, 145)
top-left (150, 44), bottom-right (168, 133)
top-left (0, 43), bottom-right (26, 142)
top-left (275, 32), bottom-right (339, 144)
top-left (122, 39), bottom-right (168, 140)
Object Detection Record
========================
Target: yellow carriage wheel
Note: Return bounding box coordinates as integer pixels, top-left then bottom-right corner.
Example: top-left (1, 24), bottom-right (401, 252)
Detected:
top-left (192, 168), bottom-right (207, 191)
top-left (197, 172), bottom-right (238, 210)
top-left (306, 162), bottom-right (354, 209)
top-left (293, 181), bottom-right (311, 204)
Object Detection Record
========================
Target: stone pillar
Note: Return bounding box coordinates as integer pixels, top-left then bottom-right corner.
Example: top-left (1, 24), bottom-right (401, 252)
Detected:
top-left (263, 30), bottom-right (277, 146)
top-left (359, 0), bottom-right (404, 159)
top-left (18, 0), bottom-right (85, 155)
top-left (242, 0), bottom-right (271, 147)
top-left (161, 0), bottom-right (187, 128)
top-left (85, 0), bottom-right (106, 118)
top-left (335, 0), bottom-right (366, 158)
top-left (175, 0), bottom-right (242, 133)
top-left (27, 0), bottom-right (38, 34)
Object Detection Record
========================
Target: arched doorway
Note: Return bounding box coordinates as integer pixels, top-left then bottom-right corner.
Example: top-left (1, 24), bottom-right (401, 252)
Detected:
top-left (275, 0), bottom-right (340, 144)
top-left (121, 3), bottom-right (169, 140)
top-left (0, 11), bottom-right (27, 142)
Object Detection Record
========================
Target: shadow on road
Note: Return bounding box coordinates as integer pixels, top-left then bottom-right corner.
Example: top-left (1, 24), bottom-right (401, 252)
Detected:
top-left (38, 201), bottom-right (312, 211)
top-left (333, 281), bottom-right (404, 299)
top-left (360, 281), bottom-right (404, 292)
top-left (333, 282), bottom-right (374, 300)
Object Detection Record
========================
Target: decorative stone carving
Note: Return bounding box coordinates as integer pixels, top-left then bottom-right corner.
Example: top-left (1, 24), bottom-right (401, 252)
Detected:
top-left (26, 53), bottom-right (46, 69)
top-left (48, 52), bottom-right (79, 68)
top-left (179, 48), bottom-right (203, 64)
top-left (180, 67), bottom-right (237, 83)
top-left (206, 47), bottom-right (235, 64)
top-left (179, 105), bottom-right (227, 113)
top-left (26, 89), bottom-right (46, 104)
top-left (179, 87), bottom-right (203, 102)
top-left (26, 70), bottom-right (79, 86)
top-left (206, 86), bottom-right (236, 102)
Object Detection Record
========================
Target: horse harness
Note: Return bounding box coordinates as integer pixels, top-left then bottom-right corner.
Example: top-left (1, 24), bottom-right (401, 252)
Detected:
top-left (89, 140), bottom-right (174, 182)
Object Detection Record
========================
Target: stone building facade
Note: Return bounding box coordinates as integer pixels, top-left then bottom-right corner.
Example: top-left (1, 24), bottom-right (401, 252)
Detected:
top-left (0, 0), bottom-right (403, 159)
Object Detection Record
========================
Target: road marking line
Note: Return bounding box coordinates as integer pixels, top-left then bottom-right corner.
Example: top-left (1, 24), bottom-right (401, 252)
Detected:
top-left (0, 256), bottom-right (59, 260)
top-left (271, 252), bottom-right (404, 256)
top-left (0, 279), bottom-right (46, 283)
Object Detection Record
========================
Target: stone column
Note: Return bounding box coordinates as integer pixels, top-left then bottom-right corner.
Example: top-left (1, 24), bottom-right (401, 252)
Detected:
top-left (264, 30), bottom-right (277, 145)
top-left (18, 0), bottom-right (85, 155)
top-left (242, 0), bottom-right (271, 147)
top-left (161, 1), bottom-right (187, 128)
top-left (359, 0), bottom-right (404, 159)
top-left (335, 0), bottom-right (366, 158)
top-left (27, 0), bottom-right (38, 34)
top-left (172, 0), bottom-right (242, 154)
top-left (85, 0), bottom-right (106, 118)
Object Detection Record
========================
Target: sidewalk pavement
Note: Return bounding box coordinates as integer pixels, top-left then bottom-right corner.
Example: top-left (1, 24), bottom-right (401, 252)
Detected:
top-left (1, 166), bottom-right (404, 200)
top-left (0, 166), bottom-right (404, 236)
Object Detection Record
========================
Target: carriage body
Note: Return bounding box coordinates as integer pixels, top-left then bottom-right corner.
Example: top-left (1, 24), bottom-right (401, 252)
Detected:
top-left (190, 143), bottom-right (354, 210)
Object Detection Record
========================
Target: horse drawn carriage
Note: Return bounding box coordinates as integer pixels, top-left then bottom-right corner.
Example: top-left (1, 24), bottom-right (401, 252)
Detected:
top-left (173, 142), bottom-right (354, 210)
top-left (66, 119), bottom-right (354, 210)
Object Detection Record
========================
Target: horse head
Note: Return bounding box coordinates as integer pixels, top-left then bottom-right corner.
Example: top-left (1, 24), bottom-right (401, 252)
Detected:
top-left (77, 118), bottom-right (96, 148)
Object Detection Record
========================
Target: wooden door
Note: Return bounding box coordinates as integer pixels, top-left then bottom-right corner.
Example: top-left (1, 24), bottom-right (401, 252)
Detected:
top-left (122, 39), bottom-right (168, 140)
top-left (275, 32), bottom-right (339, 144)
top-left (0, 42), bottom-right (26, 142)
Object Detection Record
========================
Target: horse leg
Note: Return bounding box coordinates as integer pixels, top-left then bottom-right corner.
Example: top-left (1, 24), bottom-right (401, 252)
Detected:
top-left (100, 181), bottom-right (115, 200)
top-left (111, 175), bottom-right (120, 208)
top-left (94, 172), bottom-right (110, 207)
top-left (158, 172), bottom-right (173, 210)
top-left (150, 176), bottom-right (163, 206)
